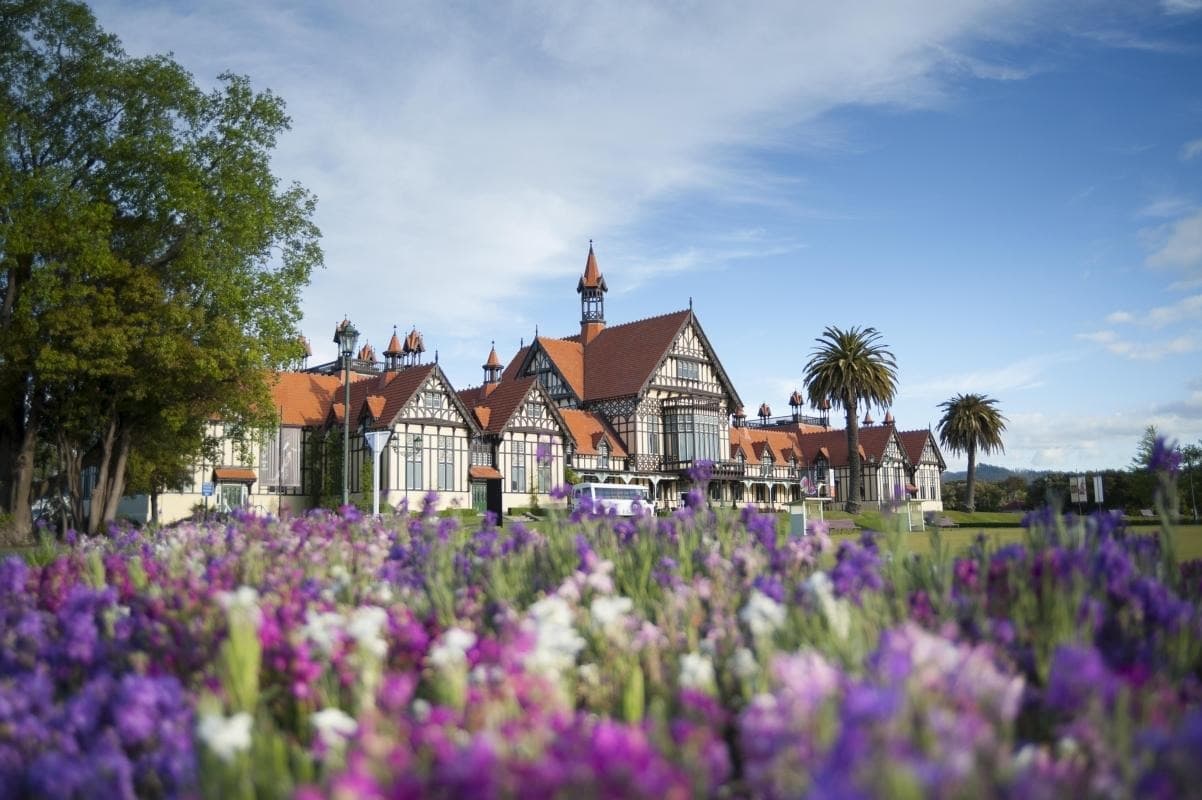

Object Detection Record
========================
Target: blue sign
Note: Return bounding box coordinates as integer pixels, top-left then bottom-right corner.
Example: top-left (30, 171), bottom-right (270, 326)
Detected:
top-left (202, 482), bottom-right (215, 497)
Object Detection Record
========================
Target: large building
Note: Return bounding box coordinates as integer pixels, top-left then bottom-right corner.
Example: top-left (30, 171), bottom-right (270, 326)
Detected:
top-left (117, 245), bottom-right (944, 522)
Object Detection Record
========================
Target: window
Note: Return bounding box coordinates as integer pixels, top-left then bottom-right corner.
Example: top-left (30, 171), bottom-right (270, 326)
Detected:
top-left (644, 416), bottom-right (660, 455)
top-left (598, 441), bottom-right (610, 470)
top-left (537, 462), bottom-right (551, 493)
top-left (424, 391), bottom-right (443, 409)
top-left (405, 434), bottom-right (423, 490)
top-left (761, 454), bottom-right (773, 477)
top-left (511, 441), bottom-right (527, 492)
top-left (676, 360), bottom-right (700, 381)
top-left (526, 400), bottom-right (542, 419)
top-left (470, 437), bottom-right (493, 466)
top-left (664, 406), bottom-right (722, 462)
top-left (438, 436), bottom-right (455, 490)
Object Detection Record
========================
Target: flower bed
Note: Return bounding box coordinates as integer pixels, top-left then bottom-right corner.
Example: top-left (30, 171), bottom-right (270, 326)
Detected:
top-left (2, 453), bottom-right (1201, 798)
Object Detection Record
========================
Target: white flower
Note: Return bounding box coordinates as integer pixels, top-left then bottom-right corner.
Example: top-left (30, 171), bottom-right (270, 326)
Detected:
top-left (590, 595), bottom-right (633, 632)
top-left (578, 663), bottom-right (601, 686)
top-left (804, 573), bottom-right (850, 640)
top-left (347, 605), bottom-right (389, 658)
top-left (303, 611), bottom-right (347, 655)
top-left (197, 711), bottom-right (253, 763)
top-left (679, 652), bottom-right (716, 692)
top-left (311, 707), bottom-right (358, 749)
top-left (731, 647), bottom-right (759, 680)
top-left (427, 627), bottom-right (476, 668)
top-left (585, 559), bottom-right (616, 593)
top-left (525, 596), bottom-right (585, 678)
top-left (741, 590), bottom-right (786, 638)
top-left (216, 586), bottom-right (262, 629)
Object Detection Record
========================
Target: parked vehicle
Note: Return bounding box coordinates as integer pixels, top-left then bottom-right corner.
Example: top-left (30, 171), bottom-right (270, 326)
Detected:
top-left (570, 483), bottom-right (651, 516)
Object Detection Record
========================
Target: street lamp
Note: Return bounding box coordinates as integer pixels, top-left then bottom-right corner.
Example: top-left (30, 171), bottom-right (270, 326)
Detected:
top-left (334, 319), bottom-right (359, 507)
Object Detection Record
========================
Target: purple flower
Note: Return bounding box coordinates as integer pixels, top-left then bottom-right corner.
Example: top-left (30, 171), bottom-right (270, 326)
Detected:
top-left (535, 441), bottom-right (552, 466)
top-left (1044, 644), bottom-right (1118, 716)
top-left (1148, 436), bottom-right (1181, 475)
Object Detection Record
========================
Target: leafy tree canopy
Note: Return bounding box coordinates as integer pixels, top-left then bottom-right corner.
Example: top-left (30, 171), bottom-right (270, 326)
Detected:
top-left (1, 0), bottom-right (322, 535)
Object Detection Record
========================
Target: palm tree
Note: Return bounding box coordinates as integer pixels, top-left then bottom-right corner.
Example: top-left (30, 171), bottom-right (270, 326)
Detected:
top-left (936, 393), bottom-right (1007, 513)
top-left (803, 326), bottom-right (897, 513)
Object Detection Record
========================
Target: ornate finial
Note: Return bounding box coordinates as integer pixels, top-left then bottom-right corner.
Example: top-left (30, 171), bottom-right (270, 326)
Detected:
top-left (689, 296), bottom-right (693, 310)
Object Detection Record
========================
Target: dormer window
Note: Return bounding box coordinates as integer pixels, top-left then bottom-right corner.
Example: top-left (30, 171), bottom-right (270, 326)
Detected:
top-left (598, 440), bottom-right (610, 470)
top-left (761, 453), bottom-right (773, 476)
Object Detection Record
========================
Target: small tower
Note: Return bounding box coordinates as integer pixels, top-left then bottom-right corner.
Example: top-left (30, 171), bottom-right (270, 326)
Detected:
top-left (383, 327), bottom-right (403, 371)
top-left (733, 406), bottom-right (746, 428)
top-left (818, 398), bottom-right (831, 429)
top-left (402, 327), bottom-right (425, 368)
top-left (577, 241), bottom-right (608, 346)
top-left (863, 410), bottom-right (875, 426)
top-left (788, 390), bottom-right (803, 422)
top-left (758, 403), bottom-right (772, 426)
top-left (482, 341), bottom-right (503, 396)
top-left (884, 410), bottom-right (894, 427)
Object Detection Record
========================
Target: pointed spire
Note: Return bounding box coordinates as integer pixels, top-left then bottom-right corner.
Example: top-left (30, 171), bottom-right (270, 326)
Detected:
top-left (384, 326), bottom-right (402, 357)
top-left (788, 390), bottom-right (803, 407)
top-left (577, 240), bottom-right (607, 292)
top-left (483, 340), bottom-right (502, 393)
top-left (884, 410), bottom-right (894, 426)
top-left (863, 410), bottom-right (875, 426)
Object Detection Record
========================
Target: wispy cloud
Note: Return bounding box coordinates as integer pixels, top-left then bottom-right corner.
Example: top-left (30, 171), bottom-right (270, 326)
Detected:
top-left (89, 0), bottom-right (1048, 364)
top-left (1077, 329), bottom-right (1200, 359)
top-left (1105, 294), bottom-right (1202, 328)
top-left (1137, 195), bottom-right (1194, 218)
top-left (1162, 0), bottom-right (1202, 15)
top-left (1145, 209), bottom-right (1202, 277)
top-left (904, 355), bottom-right (1063, 400)
top-left (1182, 138), bottom-right (1202, 160)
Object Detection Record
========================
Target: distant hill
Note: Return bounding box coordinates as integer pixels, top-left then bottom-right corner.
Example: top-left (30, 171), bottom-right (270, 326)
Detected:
top-left (942, 463), bottom-right (1049, 483)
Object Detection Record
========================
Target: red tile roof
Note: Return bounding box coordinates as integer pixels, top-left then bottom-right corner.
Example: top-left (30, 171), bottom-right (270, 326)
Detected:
top-left (469, 466), bottom-right (503, 480)
top-left (384, 330), bottom-right (403, 357)
top-left (456, 376), bottom-right (537, 435)
top-left (214, 467), bottom-right (257, 482)
top-left (560, 409), bottom-right (628, 457)
top-left (898, 429), bottom-right (946, 468)
top-left (537, 337), bottom-right (585, 398)
top-left (484, 345), bottom-right (502, 368)
top-left (270, 373), bottom-right (342, 426)
top-left (579, 309), bottom-right (691, 401)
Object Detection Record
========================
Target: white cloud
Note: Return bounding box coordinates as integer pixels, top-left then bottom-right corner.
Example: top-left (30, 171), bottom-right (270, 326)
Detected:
top-left (1076, 329), bottom-right (1200, 360)
top-left (1146, 209), bottom-right (1202, 276)
top-left (1104, 294), bottom-right (1202, 328)
top-left (1182, 138), bottom-right (1202, 160)
top-left (905, 355), bottom-right (1059, 400)
top-left (1162, 0), bottom-right (1202, 15)
top-left (88, 0), bottom-right (1042, 364)
top-left (1137, 195), bottom-right (1194, 218)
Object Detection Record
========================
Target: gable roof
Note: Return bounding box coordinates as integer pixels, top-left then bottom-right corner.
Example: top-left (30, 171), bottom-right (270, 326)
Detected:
top-left (578, 310), bottom-right (691, 401)
top-left (326, 364), bottom-right (478, 434)
top-left (456, 376), bottom-right (565, 436)
top-left (898, 429), bottom-right (947, 469)
top-left (560, 409), bottom-right (628, 457)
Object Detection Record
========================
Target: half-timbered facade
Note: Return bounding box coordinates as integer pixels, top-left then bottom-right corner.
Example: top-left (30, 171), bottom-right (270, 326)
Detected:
top-left (118, 244), bottom-right (944, 524)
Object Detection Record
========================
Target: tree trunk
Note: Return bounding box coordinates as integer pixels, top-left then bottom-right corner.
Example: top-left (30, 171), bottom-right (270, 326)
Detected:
top-left (965, 443), bottom-right (978, 513)
top-left (844, 396), bottom-right (861, 514)
top-left (100, 428), bottom-right (131, 527)
top-left (5, 401), bottom-right (38, 543)
top-left (59, 432), bottom-right (85, 533)
top-left (151, 482), bottom-right (160, 527)
top-left (87, 415), bottom-right (119, 534)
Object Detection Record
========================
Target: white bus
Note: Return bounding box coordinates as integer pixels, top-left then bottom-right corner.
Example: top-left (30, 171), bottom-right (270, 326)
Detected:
top-left (570, 483), bottom-right (651, 517)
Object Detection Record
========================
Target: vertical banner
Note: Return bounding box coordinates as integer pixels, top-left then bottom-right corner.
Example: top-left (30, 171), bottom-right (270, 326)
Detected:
top-left (260, 427), bottom-right (301, 487)
top-left (1069, 475), bottom-right (1087, 504)
top-left (1092, 475), bottom-right (1104, 505)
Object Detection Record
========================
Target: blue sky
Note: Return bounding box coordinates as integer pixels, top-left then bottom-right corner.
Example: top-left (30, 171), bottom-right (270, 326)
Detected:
top-left (90, 0), bottom-right (1202, 471)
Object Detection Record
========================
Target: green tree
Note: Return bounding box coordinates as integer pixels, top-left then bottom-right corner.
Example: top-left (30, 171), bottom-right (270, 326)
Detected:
top-left (936, 393), bottom-right (1007, 513)
top-left (1181, 442), bottom-right (1200, 523)
top-left (803, 326), bottom-right (897, 513)
top-left (1, 1), bottom-right (321, 537)
top-left (1131, 425), bottom-right (1160, 470)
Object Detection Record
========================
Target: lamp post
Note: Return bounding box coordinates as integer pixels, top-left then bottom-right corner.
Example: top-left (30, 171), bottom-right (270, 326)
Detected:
top-left (334, 320), bottom-right (359, 507)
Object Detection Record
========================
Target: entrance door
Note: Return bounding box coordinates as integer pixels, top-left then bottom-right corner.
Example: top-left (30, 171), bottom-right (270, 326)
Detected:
top-left (471, 482), bottom-right (487, 513)
top-left (486, 479), bottom-right (502, 518)
top-left (219, 483), bottom-right (246, 512)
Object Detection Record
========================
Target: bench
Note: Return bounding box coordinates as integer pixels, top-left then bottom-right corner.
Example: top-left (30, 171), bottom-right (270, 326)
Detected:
top-left (1139, 509), bottom-right (1155, 519)
top-left (826, 518), bottom-right (857, 530)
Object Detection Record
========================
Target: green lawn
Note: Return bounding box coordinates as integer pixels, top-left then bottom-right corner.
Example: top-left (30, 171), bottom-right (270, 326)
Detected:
top-left (828, 525), bottom-right (1202, 562)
